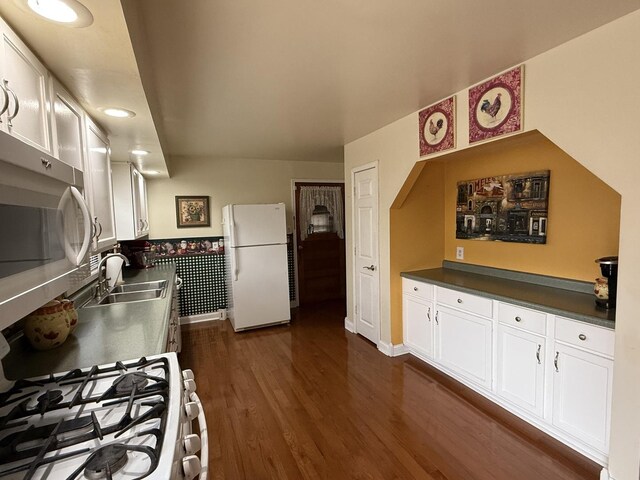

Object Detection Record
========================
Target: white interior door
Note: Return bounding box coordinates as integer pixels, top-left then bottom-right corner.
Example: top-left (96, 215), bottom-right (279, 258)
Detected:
top-left (353, 165), bottom-right (379, 344)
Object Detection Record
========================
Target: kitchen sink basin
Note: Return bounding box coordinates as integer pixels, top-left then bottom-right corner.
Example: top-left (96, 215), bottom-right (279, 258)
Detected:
top-left (111, 280), bottom-right (167, 293)
top-left (97, 289), bottom-right (164, 305)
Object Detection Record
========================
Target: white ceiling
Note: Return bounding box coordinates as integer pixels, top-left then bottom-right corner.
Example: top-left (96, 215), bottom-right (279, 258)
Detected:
top-left (1, 1), bottom-right (639, 172)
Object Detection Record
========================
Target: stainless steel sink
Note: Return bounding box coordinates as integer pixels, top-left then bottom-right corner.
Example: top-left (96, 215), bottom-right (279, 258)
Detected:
top-left (111, 280), bottom-right (167, 293)
top-left (96, 289), bottom-right (164, 305)
top-left (82, 280), bottom-right (167, 307)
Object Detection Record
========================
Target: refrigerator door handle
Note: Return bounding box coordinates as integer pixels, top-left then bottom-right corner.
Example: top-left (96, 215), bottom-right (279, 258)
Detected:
top-left (233, 249), bottom-right (239, 281)
top-left (228, 205), bottom-right (237, 248)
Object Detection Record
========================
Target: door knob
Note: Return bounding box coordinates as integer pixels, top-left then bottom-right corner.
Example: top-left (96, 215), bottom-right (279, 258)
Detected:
top-left (363, 265), bottom-right (376, 271)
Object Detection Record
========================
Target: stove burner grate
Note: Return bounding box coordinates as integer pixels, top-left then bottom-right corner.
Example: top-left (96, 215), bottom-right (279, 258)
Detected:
top-left (114, 372), bottom-right (149, 395)
top-left (83, 444), bottom-right (128, 479)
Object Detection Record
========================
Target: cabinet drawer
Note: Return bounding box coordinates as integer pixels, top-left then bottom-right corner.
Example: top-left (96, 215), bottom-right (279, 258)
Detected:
top-left (402, 278), bottom-right (434, 301)
top-left (437, 287), bottom-right (492, 318)
top-left (555, 317), bottom-right (614, 357)
top-left (498, 302), bottom-right (546, 335)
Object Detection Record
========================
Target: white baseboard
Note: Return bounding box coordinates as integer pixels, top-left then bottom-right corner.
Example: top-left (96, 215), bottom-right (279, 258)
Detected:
top-left (377, 341), bottom-right (410, 357)
top-left (599, 467), bottom-right (611, 480)
top-left (180, 309), bottom-right (226, 325)
top-left (344, 317), bottom-right (355, 333)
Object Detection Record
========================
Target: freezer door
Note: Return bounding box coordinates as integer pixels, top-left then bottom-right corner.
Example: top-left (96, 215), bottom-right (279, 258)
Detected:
top-left (227, 204), bottom-right (287, 247)
top-left (230, 244), bottom-right (290, 330)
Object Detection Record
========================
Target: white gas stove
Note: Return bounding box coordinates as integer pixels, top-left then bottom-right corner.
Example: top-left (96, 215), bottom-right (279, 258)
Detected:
top-left (0, 352), bottom-right (207, 480)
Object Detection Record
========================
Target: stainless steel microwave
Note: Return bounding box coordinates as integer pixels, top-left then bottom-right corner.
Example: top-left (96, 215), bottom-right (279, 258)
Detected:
top-left (0, 131), bottom-right (91, 329)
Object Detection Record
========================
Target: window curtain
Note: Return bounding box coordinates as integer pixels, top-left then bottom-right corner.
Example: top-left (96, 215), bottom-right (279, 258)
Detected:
top-left (299, 186), bottom-right (344, 241)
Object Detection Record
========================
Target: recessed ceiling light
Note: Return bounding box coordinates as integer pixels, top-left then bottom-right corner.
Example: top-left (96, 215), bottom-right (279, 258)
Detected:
top-left (131, 149), bottom-right (150, 156)
top-left (142, 170), bottom-right (161, 175)
top-left (100, 107), bottom-right (136, 118)
top-left (17, 0), bottom-right (94, 27)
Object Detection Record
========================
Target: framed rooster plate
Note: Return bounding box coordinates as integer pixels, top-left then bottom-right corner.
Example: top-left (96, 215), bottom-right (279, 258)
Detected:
top-left (419, 96), bottom-right (455, 156)
top-left (469, 65), bottom-right (523, 144)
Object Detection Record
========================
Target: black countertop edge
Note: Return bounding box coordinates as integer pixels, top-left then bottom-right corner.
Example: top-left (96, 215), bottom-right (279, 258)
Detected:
top-left (401, 268), bottom-right (615, 330)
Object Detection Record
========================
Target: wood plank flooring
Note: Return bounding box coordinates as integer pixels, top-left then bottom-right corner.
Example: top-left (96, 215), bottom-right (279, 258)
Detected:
top-left (179, 301), bottom-right (600, 480)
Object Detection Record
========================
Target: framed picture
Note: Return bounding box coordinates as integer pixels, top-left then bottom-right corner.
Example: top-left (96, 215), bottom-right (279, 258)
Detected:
top-left (469, 65), bottom-right (523, 144)
top-left (455, 170), bottom-right (550, 244)
top-left (175, 196), bottom-right (210, 228)
top-left (419, 96), bottom-right (455, 156)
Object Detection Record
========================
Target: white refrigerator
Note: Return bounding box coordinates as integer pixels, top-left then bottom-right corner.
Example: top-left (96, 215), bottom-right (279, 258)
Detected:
top-left (222, 203), bottom-right (291, 331)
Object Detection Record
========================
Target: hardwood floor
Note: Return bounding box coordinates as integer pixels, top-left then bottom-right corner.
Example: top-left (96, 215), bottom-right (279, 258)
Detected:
top-left (179, 301), bottom-right (600, 480)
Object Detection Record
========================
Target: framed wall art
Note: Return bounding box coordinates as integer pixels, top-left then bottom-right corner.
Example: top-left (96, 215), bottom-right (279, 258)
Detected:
top-left (176, 196), bottom-right (210, 228)
top-left (468, 65), bottom-right (523, 144)
top-left (455, 170), bottom-right (550, 244)
top-left (419, 96), bottom-right (455, 156)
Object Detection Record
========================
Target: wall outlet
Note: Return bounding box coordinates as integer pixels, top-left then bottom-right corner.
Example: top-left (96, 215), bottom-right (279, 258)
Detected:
top-left (456, 246), bottom-right (464, 260)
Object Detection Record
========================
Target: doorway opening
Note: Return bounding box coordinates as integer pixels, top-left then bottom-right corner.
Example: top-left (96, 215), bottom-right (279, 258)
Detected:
top-left (293, 181), bottom-right (346, 307)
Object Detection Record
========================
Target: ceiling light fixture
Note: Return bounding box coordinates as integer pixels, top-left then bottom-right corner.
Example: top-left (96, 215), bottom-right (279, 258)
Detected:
top-left (130, 149), bottom-right (150, 156)
top-left (18, 0), bottom-right (94, 27)
top-left (100, 107), bottom-right (136, 119)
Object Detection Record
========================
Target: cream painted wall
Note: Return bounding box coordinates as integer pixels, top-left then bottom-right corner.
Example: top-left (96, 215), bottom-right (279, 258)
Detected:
top-left (146, 156), bottom-right (343, 238)
top-left (344, 10), bottom-right (640, 479)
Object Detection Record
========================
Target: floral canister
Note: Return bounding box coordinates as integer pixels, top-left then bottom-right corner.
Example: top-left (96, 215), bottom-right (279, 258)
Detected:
top-left (594, 277), bottom-right (609, 300)
top-left (24, 301), bottom-right (71, 350)
top-left (60, 299), bottom-right (79, 333)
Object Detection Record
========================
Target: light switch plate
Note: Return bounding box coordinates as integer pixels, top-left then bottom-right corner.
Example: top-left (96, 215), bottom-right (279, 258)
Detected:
top-left (456, 246), bottom-right (464, 260)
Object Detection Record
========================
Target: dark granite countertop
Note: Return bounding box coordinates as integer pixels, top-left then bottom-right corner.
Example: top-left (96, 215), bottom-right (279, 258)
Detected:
top-left (401, 265), bottom-right (614, 330)
top-left (3, 265), bottom-right (177, 379)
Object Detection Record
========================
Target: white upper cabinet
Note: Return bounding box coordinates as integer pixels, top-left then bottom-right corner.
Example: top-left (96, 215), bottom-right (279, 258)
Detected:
top-left (84, 117), bottom-right (117, 252)
top-left (50, 79), bottom-right (85, 171)
top-left (0, 18), bottom-right (52, 154)
top-left (112, 162), bottom-right (150, 240)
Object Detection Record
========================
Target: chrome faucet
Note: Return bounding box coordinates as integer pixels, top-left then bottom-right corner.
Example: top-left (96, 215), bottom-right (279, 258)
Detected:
top-left (95, 253), bottom-right (130, 298)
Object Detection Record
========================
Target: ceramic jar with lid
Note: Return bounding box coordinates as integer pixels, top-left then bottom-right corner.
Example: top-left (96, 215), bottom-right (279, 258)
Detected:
top-left (60, 299), bottom-right (79, 333)
top-left (24, 300), bottom-right (71, 350)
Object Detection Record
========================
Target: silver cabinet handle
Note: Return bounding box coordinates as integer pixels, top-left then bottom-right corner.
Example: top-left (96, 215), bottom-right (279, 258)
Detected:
top-left (554, 351), bottom-right (559, 372)
top-left (457, 298), bottom-right (463, 304)
top-left (536, 345), bottom-right (541, 364)
top-left (41, 158), bottom-right (52, 169)
top-left (4, 80), bottom-right (19, 127)
top-left (413, 286), bottom-right (418, 291)
top-left (578, 334), bottom-right (587, 341)
top-left (363, 265), bottom-right (376, 271)
top-left (435, 311), bottom-right (439, 325)
top-left (427, 306), bottom-right (431, 321)
top-left (0, 82), bottom-right (8, 120)
top-left (139, 219), bottom-right (145, 229)
top-left (515, 316), bottom-right (522, 322)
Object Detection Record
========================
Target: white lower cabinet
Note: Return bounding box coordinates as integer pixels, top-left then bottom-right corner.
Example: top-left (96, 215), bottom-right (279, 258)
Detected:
top-left (551, 342), bottom-right (613, 453)
top-left (497, 324), bottom-right (545, 417)
top-left (402, 277), bottom-right (614, 466)
top-left (435, 306), bottom-right (492, 389)
top-left (402, 295), bottom-right (433, 359)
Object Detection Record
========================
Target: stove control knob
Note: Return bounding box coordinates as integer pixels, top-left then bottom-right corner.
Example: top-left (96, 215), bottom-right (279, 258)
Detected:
top-left (183, 433), bottom-right (201, 455)
top-left (183, 378), bottom-right (197, 394)
top-left (184, 401), bottom-right (200, 421)
top-left (182, 369), bottom-right (195, 381)
top-left (182, 455), bottom-right (201, 480)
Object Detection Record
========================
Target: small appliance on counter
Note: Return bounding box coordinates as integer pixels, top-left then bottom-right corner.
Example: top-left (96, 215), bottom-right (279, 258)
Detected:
top-left (121, 240), bottom-right (156, 269)
top-left (594, 256), bottom-right (618, 310)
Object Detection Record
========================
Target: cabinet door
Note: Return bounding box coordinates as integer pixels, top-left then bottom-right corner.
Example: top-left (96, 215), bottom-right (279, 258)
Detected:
top-left (0, 21), bottom-right (51, 153)
top-left (551, 343), bottom-right (613, 453)
top-left (497, 325), bottom-right (545, 417)
top-left (435, 307), bottom-right (492, 389)
top-left (403, 295), bottom-right (433, 359)
top-left (51, 80), bottom-right (84, 170)
top-left (85, 119), bottom-right (116, 252)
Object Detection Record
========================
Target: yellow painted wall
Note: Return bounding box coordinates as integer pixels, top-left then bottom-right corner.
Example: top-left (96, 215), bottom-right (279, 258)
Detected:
top-left (388, 131), bottom-right (620, 344)
top-left (390, 161), bottom-right (445, 343)
top-left (442, 132), bottom-right (620, 282)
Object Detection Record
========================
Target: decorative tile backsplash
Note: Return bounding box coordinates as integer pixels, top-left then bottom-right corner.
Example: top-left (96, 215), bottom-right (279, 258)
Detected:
top-left (130, 235), bottom-right (296, 318)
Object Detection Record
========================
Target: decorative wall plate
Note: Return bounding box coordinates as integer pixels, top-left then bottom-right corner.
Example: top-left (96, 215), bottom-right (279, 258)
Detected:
top-left (469, 65), bottom-right (523, 143)
top-left (419, 96), bottom-right (455, 156)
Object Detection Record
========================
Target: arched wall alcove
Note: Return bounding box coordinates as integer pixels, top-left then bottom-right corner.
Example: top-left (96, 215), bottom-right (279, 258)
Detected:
top-left (389, 130), bottom-right (621, 344)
